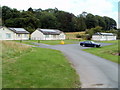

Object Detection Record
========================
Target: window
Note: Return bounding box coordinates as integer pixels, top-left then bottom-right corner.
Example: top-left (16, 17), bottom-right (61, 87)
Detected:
top-left (24, 34), bottom-right (27, 38)
top-left (17, 34), bottom-right (21, 37)
top-left (53, 35), bottom-right (56, 38)
top-left (45, 35), bottom-right (49, 38)
top-left (6, 33), bottom-right (11, 39)
top-left (60, 35), bottom-right (64, 38)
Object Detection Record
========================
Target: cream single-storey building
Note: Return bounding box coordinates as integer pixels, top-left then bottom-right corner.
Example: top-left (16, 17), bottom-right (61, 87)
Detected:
top-left (0, 26), bottom-right (30, 40)
top-left (31, 28), bottom-right (66, 40)
top-left (92, 32), bottom-right (116, 41)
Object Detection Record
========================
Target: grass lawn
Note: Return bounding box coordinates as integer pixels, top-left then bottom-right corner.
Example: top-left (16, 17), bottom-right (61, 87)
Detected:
top-left (14, 40), bottom-right (39, 46)
top-left (15, 39), bottom-right (82, 45)
top-left (31, 39), bottom-right (81, 45)
top-left (2, 41), bottom-right (80, 88)
top-left (83, 40), bottom-right (119, 64)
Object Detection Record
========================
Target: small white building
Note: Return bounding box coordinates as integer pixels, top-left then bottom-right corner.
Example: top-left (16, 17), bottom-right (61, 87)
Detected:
top-left (0, 26), bottom-right (30, 40)
top-left (31, 28), bottom-right (66, 40)
top-left (92, 32), bottom-right (116, 41)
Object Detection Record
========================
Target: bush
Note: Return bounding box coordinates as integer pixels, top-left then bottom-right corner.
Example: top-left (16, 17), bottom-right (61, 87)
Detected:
top-left (76, 34), bottom-right (81, 38)
top-left (85, 26), bottom-right (102, 38)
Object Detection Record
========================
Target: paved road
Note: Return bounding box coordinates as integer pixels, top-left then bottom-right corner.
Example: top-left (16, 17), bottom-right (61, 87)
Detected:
top-left (32, 42), bottom-right (119, 88)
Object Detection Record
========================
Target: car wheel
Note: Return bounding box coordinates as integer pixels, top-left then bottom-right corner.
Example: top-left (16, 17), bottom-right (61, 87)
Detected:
top-left (96, 45), bottom-right (100, 48)
top-left (83, 44), bottom-right (85, 47)
top-left (94, 45), bottom-right (97, 47)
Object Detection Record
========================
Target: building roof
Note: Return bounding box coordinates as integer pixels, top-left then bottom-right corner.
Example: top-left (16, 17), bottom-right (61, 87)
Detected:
top-left (94, 32), bottom-right (115, 36)
top-left (0, 26), bottom-right (3, 29)
top-left (38, 28), bottom-right (62, 35)
top-left (9, 28), bottom-right (29, 34)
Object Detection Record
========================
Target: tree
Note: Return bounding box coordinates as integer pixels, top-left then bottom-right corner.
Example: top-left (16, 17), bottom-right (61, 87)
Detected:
top-left (2, 5), bottom-right (117, 33)
top-left (55, 11), bottom-right (75, 32)
top-left (39, 12), bottom-right (58, 29)
top-left (103, 16), bottom-right (117, 30)
top-left (86, 13), bottom-right (98, 29)
top-left (28, 7), bottom-right (34, 13)
top-left (0, 6), bottom-right (2, 26)
top-left (2, 6), bottom-right (13, 25)
top-left (86, 26), bottom-right (102, 38)
top-left (76, 15), bottom-right (86, 31)
top-left (95, 15), bottom-right (106, 30)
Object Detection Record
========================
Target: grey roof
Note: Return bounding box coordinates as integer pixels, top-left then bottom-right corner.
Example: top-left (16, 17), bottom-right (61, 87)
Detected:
top-left (94, 32), bottom-right (115, 36)
top-left (38, 28), bottom-right (62, 35)
top-left (9, 28), bottom-right (29, 34)
top-left (0, 26), bottom-right (3, 29)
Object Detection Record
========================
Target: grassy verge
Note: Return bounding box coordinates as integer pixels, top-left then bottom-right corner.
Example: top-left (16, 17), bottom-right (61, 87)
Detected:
top-left (14, 40), bottom-right (39, 46)
top-left (15, 39), bottom-right (82, 45)
top-left (2, 41), bottom-right (80, 88)
top-left (83, 40), bottom-right (119, 64)
top-left (31, 39), bottom-right (81, 45)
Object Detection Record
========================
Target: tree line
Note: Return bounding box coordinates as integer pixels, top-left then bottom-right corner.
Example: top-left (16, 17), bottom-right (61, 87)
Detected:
top-left (1, 6), bottom-right (117, 33)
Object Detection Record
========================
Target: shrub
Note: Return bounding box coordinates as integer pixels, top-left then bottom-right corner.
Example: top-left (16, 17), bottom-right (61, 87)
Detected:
top-left (76, 34), bottom-right (81, 38)
top-left (85, 26), bottom-right (102, 38)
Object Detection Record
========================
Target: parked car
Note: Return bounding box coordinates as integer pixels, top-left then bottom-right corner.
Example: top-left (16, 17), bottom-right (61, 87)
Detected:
top-left (80, 41), bottom-right (101, 47)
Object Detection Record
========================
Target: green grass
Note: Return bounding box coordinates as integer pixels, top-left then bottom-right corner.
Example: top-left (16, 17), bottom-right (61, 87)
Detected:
top-left (31, 39), bottom-right (82, 45)
top-left (2, 41), bottom-right (80, 88)
top-left (83, 40), bottom-right (119, 64)
top-left (14, 40), bottom-right (39, 46)
top-left (95, 40), bottom-right (118, 43)
top-left (15, 39), bottom-right (82, 45)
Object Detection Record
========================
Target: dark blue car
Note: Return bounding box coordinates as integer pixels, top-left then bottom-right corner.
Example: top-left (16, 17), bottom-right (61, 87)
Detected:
top-left (80, 41), bottom-right (101, 47)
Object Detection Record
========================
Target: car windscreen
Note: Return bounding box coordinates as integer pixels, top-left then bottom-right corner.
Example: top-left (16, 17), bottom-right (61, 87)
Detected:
top-left (91, 41), bottom-right (95, 43)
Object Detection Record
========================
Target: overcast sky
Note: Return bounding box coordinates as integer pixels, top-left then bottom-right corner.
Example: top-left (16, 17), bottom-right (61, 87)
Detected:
top-left (0, 0), bottom-right (119, 28)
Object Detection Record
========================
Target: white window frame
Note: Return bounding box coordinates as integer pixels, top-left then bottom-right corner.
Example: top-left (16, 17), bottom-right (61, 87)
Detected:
top-left (6, 33), bottom-right (11, 39)
top-left (24, 34), bottom-right (27, 38)
top-left (45, 35), bottom-right (49, 38)
top-left (17, 34), bottom-right (21, 37)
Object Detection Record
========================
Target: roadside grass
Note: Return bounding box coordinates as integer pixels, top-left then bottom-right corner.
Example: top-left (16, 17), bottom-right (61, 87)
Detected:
top-left (31, 39), bottom-right (81, 45)
top-left (2, 41), bottom-right (31, 60)
top-left (95, 40), bottom-right (118, 44)
top-left (15, 39), bottom-right (82, 45)
top-left (14, 40), bottom-right (39, 46)
top-left (2, 41), bottom-right (80, 88)
top-left (83, 40), bottom-right (119, 64)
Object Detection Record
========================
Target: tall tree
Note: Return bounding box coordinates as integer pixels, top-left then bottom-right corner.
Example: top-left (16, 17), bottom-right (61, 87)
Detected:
top-left (27, 7), bottom-right (34, 13)
top-left (95, 15), bottom-right (106, 30)
top-left (39, 12), bottom-right (58, 29)
top-left (86, 13), bottom-right (98, 29)
top-left (2, 6), bottom-right (117, 33)
top-left (73, 15), bottom-right (86, 31)
top-left (55, 11), bottom-right (75, 32)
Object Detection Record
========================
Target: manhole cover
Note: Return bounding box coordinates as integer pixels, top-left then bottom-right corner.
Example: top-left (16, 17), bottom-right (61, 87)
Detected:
top-left (91, 84), bottom-right (104, 86)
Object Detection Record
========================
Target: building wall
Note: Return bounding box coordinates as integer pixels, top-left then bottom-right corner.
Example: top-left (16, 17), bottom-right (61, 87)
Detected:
top-left (31, 30), bottom-right (66, 40)
top-left (59, 32), bottom-right (66, 40)
top-left (0, 27), bottom-right (29, 40)
top-left (92, 35), bottom-right (116, 41)
top-left (0, 27), bottom-right (15, 40)
top-left (14, 33), bottom-right (29, 40)
top-left (31, 30), bottom-right (45, 40)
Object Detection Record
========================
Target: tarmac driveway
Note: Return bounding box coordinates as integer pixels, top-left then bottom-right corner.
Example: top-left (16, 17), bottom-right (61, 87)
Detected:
top-left (33, 42), bottom-right (119, 88)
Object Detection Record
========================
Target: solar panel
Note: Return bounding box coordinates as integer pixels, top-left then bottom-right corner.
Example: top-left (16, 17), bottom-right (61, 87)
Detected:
top-left (101, 33), bottom-right (113, 35)
top-left (40, 29), bottom-right (56, 32)
top-left (13, 28), bottom-right (26, 31)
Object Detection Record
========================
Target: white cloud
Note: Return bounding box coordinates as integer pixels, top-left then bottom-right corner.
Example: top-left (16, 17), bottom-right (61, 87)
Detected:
top-left (0, 0), bottom-right (118, 27)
